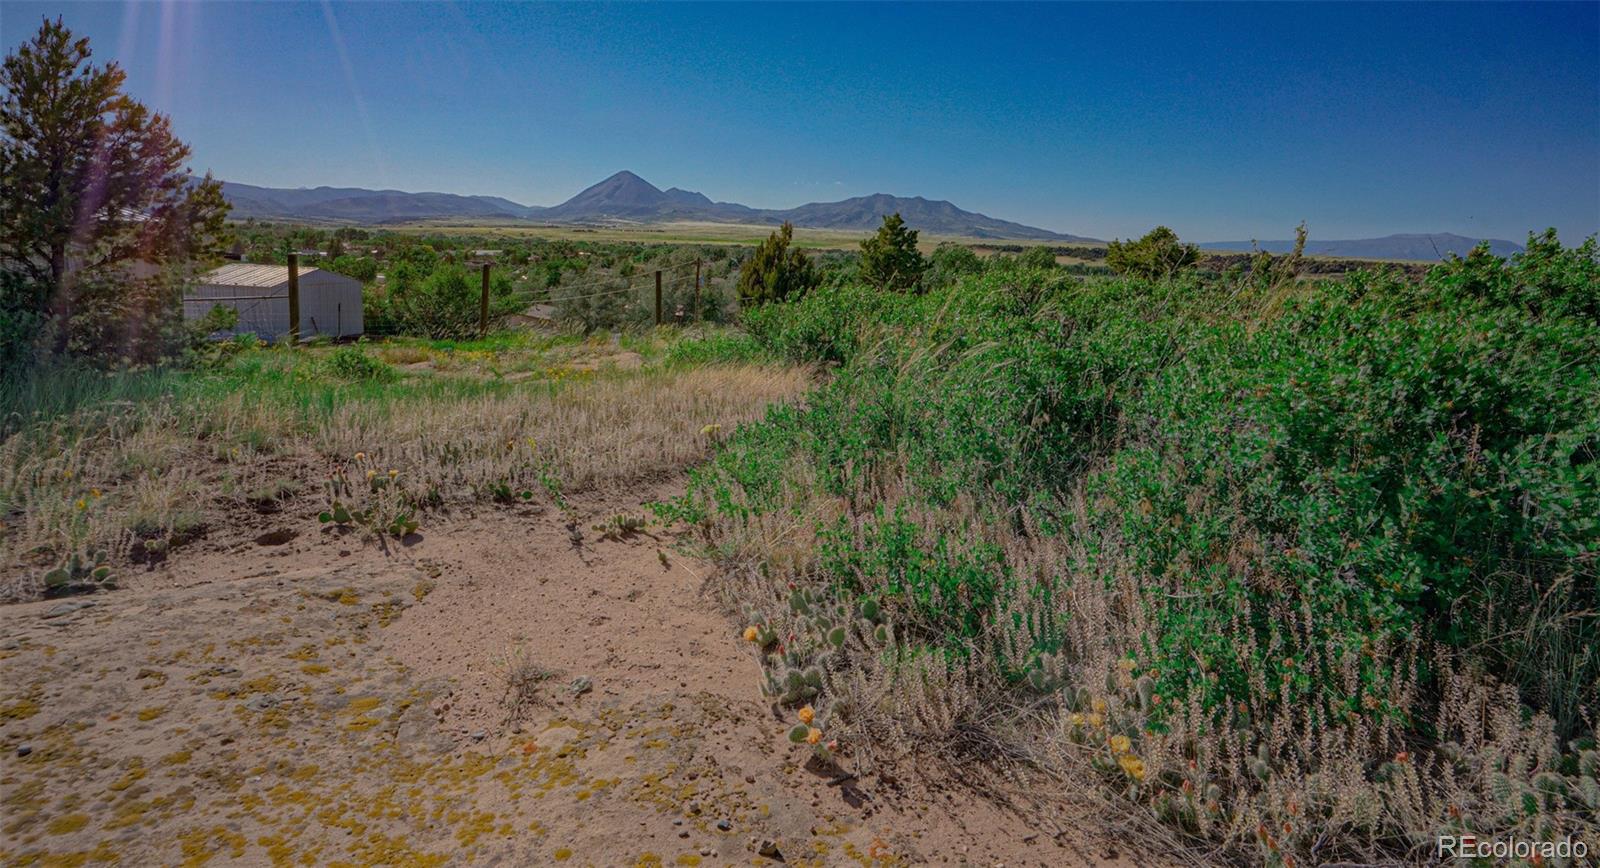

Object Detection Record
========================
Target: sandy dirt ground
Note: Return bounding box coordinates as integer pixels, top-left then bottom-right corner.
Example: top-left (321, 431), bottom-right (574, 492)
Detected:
top-left (2, 483), bottom-right (1141, 866)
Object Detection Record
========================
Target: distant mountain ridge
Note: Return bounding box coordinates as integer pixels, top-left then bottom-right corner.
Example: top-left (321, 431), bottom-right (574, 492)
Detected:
top-left (220, 171), bottom-right (1096, 241)
top-left (1201, 233), bottom-right (1525, 261)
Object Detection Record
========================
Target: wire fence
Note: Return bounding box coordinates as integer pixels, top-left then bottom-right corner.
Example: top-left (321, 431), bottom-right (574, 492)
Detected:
top-left (201, 258), bottom-right (723, 342)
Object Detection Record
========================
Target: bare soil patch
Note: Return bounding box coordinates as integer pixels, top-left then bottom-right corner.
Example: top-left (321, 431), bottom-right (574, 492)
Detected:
top-left (2, 484), bottom-right (1137, 866)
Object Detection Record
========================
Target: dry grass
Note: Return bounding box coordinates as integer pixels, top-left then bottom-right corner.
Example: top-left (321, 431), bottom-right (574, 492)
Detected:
top-left (0, 357), bottom-right (808, 600)
top-left (496, 644), bottom-right (557, 727)
top-left (691, 455), bottom-right (1600, 866)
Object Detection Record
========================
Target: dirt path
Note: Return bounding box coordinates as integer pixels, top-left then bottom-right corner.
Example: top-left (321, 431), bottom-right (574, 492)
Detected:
top-left (1, 484), bottom-right (1130, 866)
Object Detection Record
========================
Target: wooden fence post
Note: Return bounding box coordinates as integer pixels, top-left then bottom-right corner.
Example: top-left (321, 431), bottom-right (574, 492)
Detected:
top-left (694, 259), bottom-right (701, 320)
top-left (286, 253), bottom-right (300, 345)
top-left (479, 262), bottom-right (490, 336)
top-left (654, 270), bottom-right (663, 326)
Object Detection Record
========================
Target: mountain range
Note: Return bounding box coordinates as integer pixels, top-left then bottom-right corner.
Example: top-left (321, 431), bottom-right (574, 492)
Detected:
top-left (220, 171), bottom-right (1095, 241)
top-left (1200, 233), bottom-right (1525, 260)
top-left (220, 172), bottom-right (1528, 259)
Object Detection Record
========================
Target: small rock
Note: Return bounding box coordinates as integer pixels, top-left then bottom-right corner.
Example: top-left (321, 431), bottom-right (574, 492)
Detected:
top-left (678, 831), bottom-right (690, 839)
top-left (757, 840), bottom-right (783, 861)
top-left (672, 819), bottom-right (683, 827)
top-left (470, 730), bottom-right (487, 741)
top-left (569, 676), bottom-right (593, 697)
top-left (16, 744), bottom-right (32, 757)
top-left (244, 694), bottom-right (280, 712)
top-left (0, 639), bottom-right (20, 650)
top-left (716, 819), bottom-right (732, 832)
top-left (43, 600), bottom-right (94, 619)
top-left (700, 848), bottom-right (713, 857)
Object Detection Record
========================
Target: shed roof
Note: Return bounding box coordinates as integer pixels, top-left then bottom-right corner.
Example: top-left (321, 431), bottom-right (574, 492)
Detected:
top-left (201, 263), bottom-right (325, 287)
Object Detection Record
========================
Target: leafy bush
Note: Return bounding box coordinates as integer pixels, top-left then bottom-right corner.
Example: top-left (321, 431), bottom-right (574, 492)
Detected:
top-left (553, 274), bottom-right (631, 334)
top-left (677, 232), bottom-right (1600, 863)
top-left (321, 346), bottom-right (395, 382)
top-left (325, 255), bottom-right (379, 283)
top-left (923, 242), bottom-right (984, 291)
top-left (1106, 225), bottom-right (1199, 279)
top-left (1018, 245), bottom-right (1059, 270)
top-left (384, 263), bottom-right (518, 339)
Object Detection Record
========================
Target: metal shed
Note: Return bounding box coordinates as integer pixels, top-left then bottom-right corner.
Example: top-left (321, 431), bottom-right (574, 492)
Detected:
top-left (185, 263), bottom-right (363, 341)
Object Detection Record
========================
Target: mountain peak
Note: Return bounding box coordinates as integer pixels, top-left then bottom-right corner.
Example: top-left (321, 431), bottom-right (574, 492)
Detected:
top-left (544, 170), bottom-right (670, 218)
top-left (602, 169), bottom-right (649, 184)
top-left (217, 173), bottom-right (1095, 240)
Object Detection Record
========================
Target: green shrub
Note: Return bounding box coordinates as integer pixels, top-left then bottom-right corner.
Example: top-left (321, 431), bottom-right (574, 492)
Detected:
top-left (321, 346), bottom-right (395, 382)
top-left (684, 231), bottom-right (1600, 862)
top-left (1105, 225), bottom-right (1198, 280)
top-left (1018, 245), bottom-right (1059, 270)
top-left (385, 263), bottom-right (518, 339)
top-left (663, 330), bottom-right (770, 367)
top-left (736, 222), bottom-right (818, 306)
top-left (923, 243), bottom-right (984, 291)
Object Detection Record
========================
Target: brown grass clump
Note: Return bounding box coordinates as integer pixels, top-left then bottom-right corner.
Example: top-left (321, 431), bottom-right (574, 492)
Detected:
top-left (496, 644), bottom-right (556, 727)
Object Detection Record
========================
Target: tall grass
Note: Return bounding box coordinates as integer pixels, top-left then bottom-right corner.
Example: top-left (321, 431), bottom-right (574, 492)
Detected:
top-left (668, 234), bottom-right (1600, 864)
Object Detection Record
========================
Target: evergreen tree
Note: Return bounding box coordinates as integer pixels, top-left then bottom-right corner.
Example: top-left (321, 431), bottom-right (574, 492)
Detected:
top-left (859, 213), bottom-right (926, 292)
top-left (736, 222), bottom-right (817, 305)
top-left (1104, 226), bottom-right (1198, 280)
top-left (0, 17), bottom-right (230, 356)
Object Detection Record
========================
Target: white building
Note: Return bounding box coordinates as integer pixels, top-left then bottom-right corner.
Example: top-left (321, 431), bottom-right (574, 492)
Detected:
top-left (185, 263), bottom-right (363, 341)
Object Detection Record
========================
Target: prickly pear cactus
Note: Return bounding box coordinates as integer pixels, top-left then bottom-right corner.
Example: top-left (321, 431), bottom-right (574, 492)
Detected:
top-left (41, 548), bottom-right (115, 596)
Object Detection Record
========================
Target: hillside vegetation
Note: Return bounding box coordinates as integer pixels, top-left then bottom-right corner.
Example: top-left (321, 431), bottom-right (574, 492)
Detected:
top-left (662, 232), bottom-right (1600, 863)
top-left (0, 330), bottom-right (807, 601)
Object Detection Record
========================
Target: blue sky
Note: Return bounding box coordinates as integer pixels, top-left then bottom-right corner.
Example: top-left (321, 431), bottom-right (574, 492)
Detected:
top-left (5, 1), bottom-right (1597, 241)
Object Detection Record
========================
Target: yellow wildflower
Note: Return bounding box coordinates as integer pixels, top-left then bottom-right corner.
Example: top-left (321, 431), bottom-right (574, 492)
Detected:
top-left (355, 452), bottom-right (367, 461)
top-left (797, 705), bottom-right (815, 725)
top-left (90, 489), bottom-right (101, 499)
top-left (366, 470), bottom-right (377, 480)
top-left (1091, 698), bottom-right (1107, 714)
top-left (742, 626), bottom-right (759, 643)
top-left (1117, 754), bottom-right (1146, 781)
top-left (1068, 712), bottom-right (1085, 727)
top-left (1117, 658), bottom-right (1136, 672)
top-left (804, 727), bottom-right (822, 745)
top-left (388, 469), bottom-right (399, 478)
top-left (1109, 734), bottom-right (1132, 754)
top-left (74, 498), bottom-right (87, 511)
top-left (700, 423), bottom-right (722, 437)
top-left (1087, 712), bottom-right (1104, 728)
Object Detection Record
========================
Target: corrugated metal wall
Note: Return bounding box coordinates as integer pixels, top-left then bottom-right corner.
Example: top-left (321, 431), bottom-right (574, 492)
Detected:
top-left (184, 283), bottom-right (289, 340)
top-left (184, 271), bottom-right (363, 341)
top-left (296, 270), bottom-right (364, 339)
